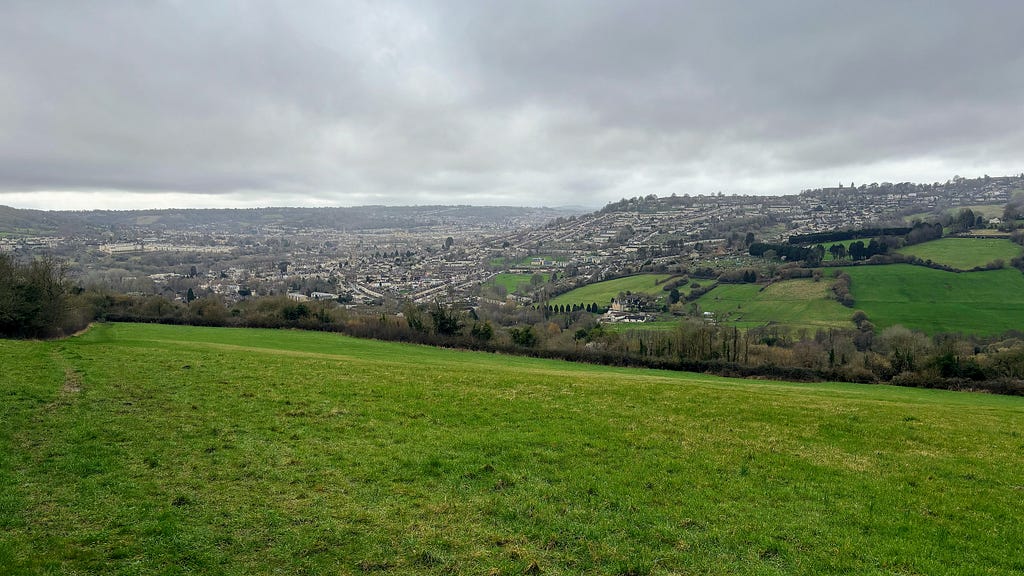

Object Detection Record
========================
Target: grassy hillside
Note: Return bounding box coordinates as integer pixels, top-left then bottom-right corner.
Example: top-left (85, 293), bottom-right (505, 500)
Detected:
top-left (903, 204), bottom-right (1009, 223)
top-left (895, 237), bottom-right (1021, 269)
top-left (490, 273), bottom-right (549, 294)
top-left (690, 259), bottom-right (1024, 335)
top-left (2, 323), bottom-right (1023, 575)
top-left (694, 279), bottom-right (853, 330)
top-left (549, 274), bottom-right (673, 307)
top-left (0, 205), bottom-right (66, 235)
top-left (959, 204), bottom-right (1007, 218)
top-left (839, 265), bottom-right (1024, 334)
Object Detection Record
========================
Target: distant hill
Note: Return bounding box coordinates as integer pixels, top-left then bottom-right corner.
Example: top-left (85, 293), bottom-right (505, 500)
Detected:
top-left (594, 173), bottom-right (1024, 215)
top-left (0, 205), bottom-right (71, 234)
top-left (0, 204), bottom-right (582, 235)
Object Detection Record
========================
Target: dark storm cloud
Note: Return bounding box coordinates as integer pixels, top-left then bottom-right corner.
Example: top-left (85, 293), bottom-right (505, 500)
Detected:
top-left (0, 0), bottom-right (1021, 209)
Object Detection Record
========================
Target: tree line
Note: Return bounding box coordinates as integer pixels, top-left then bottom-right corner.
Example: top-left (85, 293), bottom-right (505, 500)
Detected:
top-left (788, 227), bottom-right (912, 245)
top-left (61, 288), bottom-right (1024, 395)
top-left (4, 253), bottom-right (1024, 395)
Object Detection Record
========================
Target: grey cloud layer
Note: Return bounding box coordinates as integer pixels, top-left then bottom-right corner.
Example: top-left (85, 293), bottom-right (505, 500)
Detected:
top-left (1, 0), bottom-right (1021, 208)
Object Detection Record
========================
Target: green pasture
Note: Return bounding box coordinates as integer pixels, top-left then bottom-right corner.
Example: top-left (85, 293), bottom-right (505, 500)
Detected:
top-left (837, 265), bottom-right (1024, 335)
top-left (1, 323), bottom-right (1023, 575)
top-left (963, 230), bottom-right (1014, 237)
top-left (682, 280), bottom-right (715, 299)
top-left (903, 204), bottom-right (1006, 223)
top-left (955, 204), bottom-right (1005, 219)
top-left (489, 273), bottom-right (548, 293)
top-left (903, 210), bottom-right (939, 223)
top-left (798, 239), bottom-right (884, 262)
top-left (549, 274), bottom-right (674, 307)
top-left (895, 237), bottom-right (1021, 270)
top-left (694, 279), bottom-right (854, 330)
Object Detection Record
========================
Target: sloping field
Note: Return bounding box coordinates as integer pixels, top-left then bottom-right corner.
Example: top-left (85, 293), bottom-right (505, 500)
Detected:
top-left (2, 323), bottom-right (1023, 574)
top-left (895, 237), bottom-right (1021, 270)
top-left (839, 265), bottom-right (1024, 334)
top-left (490, 273), bottom-right (548, 294)
top-left (549, 274), bottom-right (673, 307)
top-left (951, 204), bottom-right (1006, 219)
top-left (695, 279), bottom-right (854, 330)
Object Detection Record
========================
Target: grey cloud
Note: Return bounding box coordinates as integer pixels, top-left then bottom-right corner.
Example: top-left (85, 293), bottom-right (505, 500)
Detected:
top-left (0, 0), bottom-right (1022, 209)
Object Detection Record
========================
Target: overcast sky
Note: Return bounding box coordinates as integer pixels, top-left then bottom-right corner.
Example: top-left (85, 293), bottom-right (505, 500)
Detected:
top-left (1, 1), bottom-right (1022, 210)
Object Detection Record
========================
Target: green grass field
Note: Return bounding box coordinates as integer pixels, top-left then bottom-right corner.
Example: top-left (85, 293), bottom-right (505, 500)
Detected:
top-left (837, 265), bottom-right (1024, 335)
top-left (549, 274), bottom-right (674, 307)
top-left (2, 323), bottom-right (1023, 574)
top-left (904, 204), bottom-right (1007, 223)
top-left (694, 280), bottom-right (854, 330)
top-left (954, 204), bottom-right (1005, 219)
top-left (902, 210), bottom-right (937, 223)
top-left (896, 238), bottom-right (1021, 270)
top-left (792, 239), bottom-right (885, 262)
top-left (686, 256), bottom-right (1024, 335)
top-left (490, 273), bottom-right (548, 294)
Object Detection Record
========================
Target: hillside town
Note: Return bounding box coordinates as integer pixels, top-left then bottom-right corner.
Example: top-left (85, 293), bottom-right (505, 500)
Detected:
top-left (2, 174), bottom-right (1022, 309)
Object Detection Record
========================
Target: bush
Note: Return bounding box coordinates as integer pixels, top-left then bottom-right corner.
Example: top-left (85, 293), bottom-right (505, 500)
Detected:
top-left (0, 254), bottom-right (85, 338)
top-left (509, 326), bottom-right (537, 347)
top-left (830, 272), bottom-right (854, 307)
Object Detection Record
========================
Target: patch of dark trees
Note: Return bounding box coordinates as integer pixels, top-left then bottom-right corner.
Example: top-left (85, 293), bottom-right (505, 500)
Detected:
top-left (788, 227), bottom-right (912, 245)
top-left (903, 221), bottom-right (944, 246)
top-left (717, 269), bottom-right (760, 284)
top-left (827, 238), bottom-right (895, 261)
top-left (748, 242), bottom-right (815, 262)
top-left (756, 222), bottom-right (997, 272)
top-left (0, 254), bottom-right (91, 338)
top-left (539, 302), bottom-right (605, 315)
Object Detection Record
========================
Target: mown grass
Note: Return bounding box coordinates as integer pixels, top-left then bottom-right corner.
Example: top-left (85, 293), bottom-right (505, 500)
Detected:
top-left (550, 274), bottom-right (674, 307)
top-left (694, 280), bottom-right (854, 330)
top-left (896, 238), bottom-right (1021, 270)
top-left (490, 273), bottom-right (549, 294)
top-left (2, 323), bottom-right (1023, 574)
top-left (837, 264), bottom-right (1024, 334)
